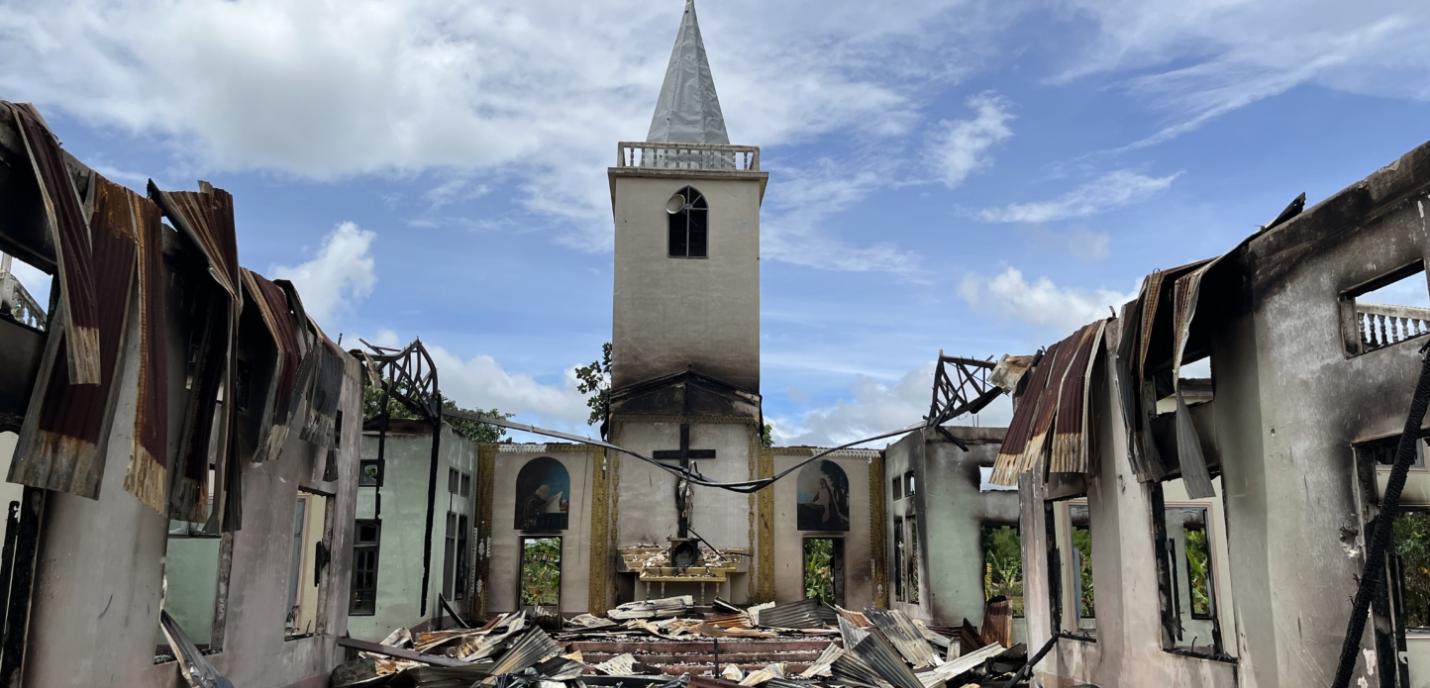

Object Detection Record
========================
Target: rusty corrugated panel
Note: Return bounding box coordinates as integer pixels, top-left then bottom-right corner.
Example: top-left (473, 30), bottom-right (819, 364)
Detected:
top-left (1049, 322), bottom-right (1106, 475)
top-left (1115, 298), bottom-right (1166, 483)
top-left (150, 180), bottom-right (243, 529)
top-left (863, 608), bottom-right (939, 670)
top-left (481, 628), bottom-right (560, 683)
top-left (1169, 265), bottom-right (1219, 498)
top-left (10, 175), bottom-right (136, 499)
top-left (758, 598), bottom-right (836, 629)
top-left (991, 345), bottom-right (1058, 485)
top-left (124, 181), bottom-right (172, 513)
top-left (4, 102), bottom-right (100, 385)
top-left (241, 269), bottom-right (306, 464)
top-left (845, 632), bottom-right (922, 688)
top-left (1016, 330), bottom-right (1086, 476)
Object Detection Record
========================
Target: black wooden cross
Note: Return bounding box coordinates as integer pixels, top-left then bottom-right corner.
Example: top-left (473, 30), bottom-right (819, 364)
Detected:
top-left (651, 423), bottom-right (717, 462)
top-left (652, 423), bottom-right (715, 540)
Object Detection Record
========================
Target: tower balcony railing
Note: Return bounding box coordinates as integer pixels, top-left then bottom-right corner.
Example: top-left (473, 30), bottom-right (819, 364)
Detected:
top-left (1356, 302), bottom-right (1430, 352)
top-left (617, 141), bottom-right (760, 172)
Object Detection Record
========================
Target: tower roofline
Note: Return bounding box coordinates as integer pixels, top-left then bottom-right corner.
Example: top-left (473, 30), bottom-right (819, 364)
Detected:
top-left (647, 0), bottom-right (730, 145)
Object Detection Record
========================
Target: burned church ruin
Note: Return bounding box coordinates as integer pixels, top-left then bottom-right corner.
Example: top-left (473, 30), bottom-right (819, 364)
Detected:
top-left (0, 2), bottom-right (1425, 688)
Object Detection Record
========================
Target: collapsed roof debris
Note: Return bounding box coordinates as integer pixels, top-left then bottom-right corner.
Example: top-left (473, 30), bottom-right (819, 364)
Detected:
top-left (335, 596), bottom-right (1033, 687)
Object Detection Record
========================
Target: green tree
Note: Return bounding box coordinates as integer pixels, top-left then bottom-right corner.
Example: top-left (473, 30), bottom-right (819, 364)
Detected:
top-left (520, 537), bottom-right (562, 606)
top-left (361, 385), bottom-right (508, 444)
top-left (574, 342), bottom-right (612, 431)
top-left (761, 422), bottom-right (774, 448)
top-left (983, 526), bottom-right (1024, 616)
top-left (1395, 511), bottom-right (1430, 627)
top-left (803, 538), bottom-right (836, 603)
top-left (1185, 527), bottom-right (1212, 618)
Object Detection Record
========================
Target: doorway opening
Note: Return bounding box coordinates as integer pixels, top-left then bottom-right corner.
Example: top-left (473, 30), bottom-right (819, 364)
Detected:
top-left (519, 537), bottom-right (561, 610)
top-left (803, 537), bottom-right (845, 606)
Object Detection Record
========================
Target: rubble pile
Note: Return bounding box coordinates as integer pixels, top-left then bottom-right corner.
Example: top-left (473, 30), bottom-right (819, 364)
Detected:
top-left (334, 596), bottom-right (1034, 688)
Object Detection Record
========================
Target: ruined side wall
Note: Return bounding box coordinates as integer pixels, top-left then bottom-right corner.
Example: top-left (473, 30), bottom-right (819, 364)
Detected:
top-left (484, 444), bottom-right (595, 615)
top-left (919, 431), bottom-right (1018, 629)
top-left (769, 449), bottom-right (876, 608)
top-left (350, 424), bottom-right (475, 640)
top-left (1024, 337), bottom-right (1237, 687)
top-left (1224, 152), bottom-right (1430, 687)
top-left (22, 340), bottom-right (362, 688)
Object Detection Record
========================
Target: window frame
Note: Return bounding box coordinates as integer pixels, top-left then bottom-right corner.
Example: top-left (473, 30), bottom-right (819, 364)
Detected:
top-left (349, 519), bottom-right (381, 616)
top-left (1047, 497), bottom-right (1097, 642)
top-left (892, 515), bottom-right (905, 601)
top-left (667, 186), bottom-right (709, 259)
top-left (1338, 259), bottom-right (1430, 357)
top-left (981, 522), bottom-right (1025, 618)
top-left (284, 487), bottom-right (334, 640)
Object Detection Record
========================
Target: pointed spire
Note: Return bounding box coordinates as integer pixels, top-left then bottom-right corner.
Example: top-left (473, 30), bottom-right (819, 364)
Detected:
top-left (647, 0), bottom-right (729, 145)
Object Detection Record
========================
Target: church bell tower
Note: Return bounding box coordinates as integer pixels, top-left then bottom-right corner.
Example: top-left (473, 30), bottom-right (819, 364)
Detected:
top-left (600, 0), bottom-right (770, 607)
top-left (609, 0), bottom-right (767, 394)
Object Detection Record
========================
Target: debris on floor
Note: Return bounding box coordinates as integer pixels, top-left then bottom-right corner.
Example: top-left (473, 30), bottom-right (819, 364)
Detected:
top-left (334, 597), bottom-right (1036, 687)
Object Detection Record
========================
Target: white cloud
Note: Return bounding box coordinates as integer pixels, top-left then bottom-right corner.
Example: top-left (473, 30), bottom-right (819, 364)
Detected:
top-left (762, 160), bottom-right (922, 275)
top-left (362, 331), bottom-right (593, 432)
top-left (0, 0), bottom-right (1012, 262)
top-left (770, 363), bottom-right (1013, 448)
top-left (926, 92), bottom-right (1014, 188)
top-left (979, 169), bottom-right (1180, 223)
top-left (271, 221), bottom-right (377, 328)
top-left (960, 267), bottom-right (1135, 333)
top-left (1059, 1), bottom-right (1430, 146)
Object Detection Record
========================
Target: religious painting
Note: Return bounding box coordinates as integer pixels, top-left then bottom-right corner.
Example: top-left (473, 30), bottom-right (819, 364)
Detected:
top-left (797, 460), bottom-right (850, 531)
top-left (515, 457), bottom-right (570, 531)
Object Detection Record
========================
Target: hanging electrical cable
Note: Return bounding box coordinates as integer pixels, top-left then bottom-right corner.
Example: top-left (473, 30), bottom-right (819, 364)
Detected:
top-left (444, 406), bottom-right (924, 494)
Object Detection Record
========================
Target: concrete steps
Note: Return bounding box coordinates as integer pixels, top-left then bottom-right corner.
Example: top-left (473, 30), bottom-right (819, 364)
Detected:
top-left (569, 638), bottom-right (835, 677)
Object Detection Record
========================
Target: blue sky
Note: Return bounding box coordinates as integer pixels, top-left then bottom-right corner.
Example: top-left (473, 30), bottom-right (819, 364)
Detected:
top-left (2, 0), bottom-right (1428, 445)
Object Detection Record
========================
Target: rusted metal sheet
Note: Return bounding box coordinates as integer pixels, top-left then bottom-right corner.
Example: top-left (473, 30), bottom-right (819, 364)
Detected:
top-left (10, 175), bottom-right (136, 499)
top-left (150, 180), bottom-right (242, 530)
top-left (1049, 322), bottom-right (1105, 476)
top-left (123, 180), bottom-right (172, 512)
top-left (3, 102), bottom-right (100, 385)
top-left (864, 608), bottom-right (939, 670)
top-left (240, 269), bottom-right (302, 464)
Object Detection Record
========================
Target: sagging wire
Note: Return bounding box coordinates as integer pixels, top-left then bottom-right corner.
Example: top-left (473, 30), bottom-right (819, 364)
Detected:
top-left (444, 406), bottom-right (925, 494)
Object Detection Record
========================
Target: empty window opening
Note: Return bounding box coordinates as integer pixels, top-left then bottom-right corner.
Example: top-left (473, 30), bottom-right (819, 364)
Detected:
top-left (982, 524), bottom-right (1024, 617)
top-left (1049, 499), bottom-right (1095, 639)
top-left (1392, 511), bottom-right (1430, 633)
top-left (892, 516), bottom-right (905, 601)
top-left (349, 519), bottom-right (381, 616)
top-left (667, 186), bottom-right (708, 258)
top-left (907, 516), bottom-right (921, 604)
top-left (156, 461), bottom-right (224, 663)
top-left (905, 471), bottom-right (917, 498)
top-left (803, 537), bottom-right (845, 606)
top-left (892, 476), bottom-right (903, 501)
top-left (0, 251), bottom-right (52, 330)
top-left (359, 459), bottom-right (383, 487)
top-left (1150, 477), bottom-right (1232, 658)
top-left (1359, 433), bottom-right (1429, 470)
top-left (519, 537), bottom-right (561, 609)
top-left (443, 513), bottom-right (470, 602)
top-left (1342, 260), bottom-right (1430, 355)
top-left (285, 489), bottom-right (331, 639)
top-left (980, 466), bottom-right (1018, 492)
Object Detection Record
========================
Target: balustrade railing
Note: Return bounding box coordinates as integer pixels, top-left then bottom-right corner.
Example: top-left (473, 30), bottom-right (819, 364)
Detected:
top-left (617, 141), bottom-right (759, 172)
top-left (0, 254), bottom-right (45, 331)
top-left (1357, 302), bottom-right (1430, 352)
